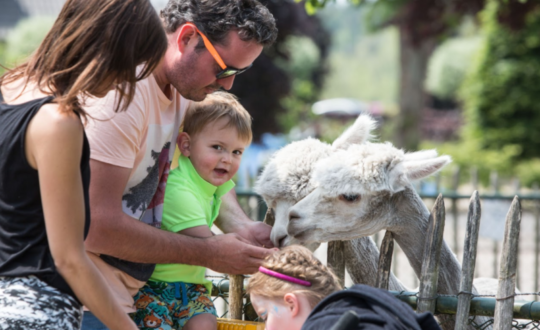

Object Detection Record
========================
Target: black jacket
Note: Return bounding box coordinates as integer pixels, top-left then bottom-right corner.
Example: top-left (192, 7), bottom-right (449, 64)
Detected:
top-left (301, 284), bottom-right (441, 330)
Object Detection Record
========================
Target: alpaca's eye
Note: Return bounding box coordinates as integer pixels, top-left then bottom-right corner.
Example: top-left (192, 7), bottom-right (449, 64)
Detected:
top-left (339, 194), bottom-right (360, 202)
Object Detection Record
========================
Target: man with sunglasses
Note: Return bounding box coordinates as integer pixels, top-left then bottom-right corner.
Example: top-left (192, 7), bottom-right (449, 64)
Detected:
top-left (81, 1), bottom-right (277, 328)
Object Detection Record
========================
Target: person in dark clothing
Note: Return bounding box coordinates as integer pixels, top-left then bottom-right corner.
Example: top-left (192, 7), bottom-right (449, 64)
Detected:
top-left (0, 0), bottom-right (167, 329)
top-left (302, 284), bottom-right (441, 330)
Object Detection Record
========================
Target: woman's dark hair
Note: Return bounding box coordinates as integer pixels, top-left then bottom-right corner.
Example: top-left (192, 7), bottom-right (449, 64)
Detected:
top-left (160, 0), bottom-right (277, 47)
top-left (0, 0), bottom-right (168, 119)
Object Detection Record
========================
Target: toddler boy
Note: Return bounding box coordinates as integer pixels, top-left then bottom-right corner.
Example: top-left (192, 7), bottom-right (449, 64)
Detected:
top-left (132, 91), bottom-right (252, 330)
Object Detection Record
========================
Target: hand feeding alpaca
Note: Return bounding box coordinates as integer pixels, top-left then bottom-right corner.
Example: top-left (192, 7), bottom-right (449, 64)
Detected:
top-left (256, 114), bottom-right (493, 330)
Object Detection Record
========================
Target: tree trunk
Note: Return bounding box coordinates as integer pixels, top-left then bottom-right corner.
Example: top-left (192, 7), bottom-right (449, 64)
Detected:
top-left (395, 24), bottom-right (437, 151)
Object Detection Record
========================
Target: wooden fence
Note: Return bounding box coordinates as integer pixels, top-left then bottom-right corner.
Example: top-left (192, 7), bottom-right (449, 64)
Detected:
top-left (225, 188), bottom-right (540, 329)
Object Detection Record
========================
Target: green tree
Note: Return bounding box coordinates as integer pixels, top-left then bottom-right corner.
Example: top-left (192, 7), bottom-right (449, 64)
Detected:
top-left (426, 0), bottom-right (540, 187)
top-left (462, 0), bottom-right (540, 160)
top-left (305, 0), bottom-right (485, 150)
top-left (230, 0), bottom-right (330, 141)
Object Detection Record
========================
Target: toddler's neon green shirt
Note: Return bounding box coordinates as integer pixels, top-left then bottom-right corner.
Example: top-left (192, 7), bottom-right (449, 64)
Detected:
top-left (150, 155), bottom-right (235, 293)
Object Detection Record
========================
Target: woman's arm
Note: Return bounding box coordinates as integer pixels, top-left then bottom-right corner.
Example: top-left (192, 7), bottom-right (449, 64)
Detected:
top-left (26, 104), bottom-right (137, 330)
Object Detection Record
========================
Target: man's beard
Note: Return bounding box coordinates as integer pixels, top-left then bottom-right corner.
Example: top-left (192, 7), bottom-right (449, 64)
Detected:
top-left (167, 56), bottom-right (221, 101)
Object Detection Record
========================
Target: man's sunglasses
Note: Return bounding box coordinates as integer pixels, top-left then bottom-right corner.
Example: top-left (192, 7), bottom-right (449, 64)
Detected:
top-left (187, 23), bottom-right (252, 79)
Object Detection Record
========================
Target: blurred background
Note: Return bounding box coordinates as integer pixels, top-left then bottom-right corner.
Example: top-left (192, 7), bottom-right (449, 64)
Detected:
top-left (1, 0), bottom-right (539, 291)
top-left (2, 0), bottom-right (540, 190)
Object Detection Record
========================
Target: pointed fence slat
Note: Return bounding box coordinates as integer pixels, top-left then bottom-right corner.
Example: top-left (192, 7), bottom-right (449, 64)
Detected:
top-left (417, 194), bottom-right (446, 314)
top-left (376, 231), bottom-right (394, 290)
top-left (452, 167), bottom-right (460, 255)
top-left (328, 241), bottom-right (346, 287)
top-left (493, 196), bottom-right (522, 330)
top-left (490, 171), bottom-right (500, 279)
top-left (455, 191), bottom-right (481, 330)
top-left (534, 183), bottom-right (540, 301)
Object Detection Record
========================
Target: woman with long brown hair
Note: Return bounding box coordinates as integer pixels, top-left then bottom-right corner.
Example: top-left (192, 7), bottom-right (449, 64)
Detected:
top-left (0, 0), bottom-right (167, 329)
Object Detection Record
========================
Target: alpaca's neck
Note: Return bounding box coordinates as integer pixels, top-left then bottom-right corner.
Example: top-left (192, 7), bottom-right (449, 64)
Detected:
top-left (388, 187), bottom-right (462, 294)
top-left (344, 237), bottom-right (407, 291)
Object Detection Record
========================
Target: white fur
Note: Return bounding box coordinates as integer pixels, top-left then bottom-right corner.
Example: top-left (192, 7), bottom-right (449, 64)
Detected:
top-left (332, 114), bottom-right (377, 150)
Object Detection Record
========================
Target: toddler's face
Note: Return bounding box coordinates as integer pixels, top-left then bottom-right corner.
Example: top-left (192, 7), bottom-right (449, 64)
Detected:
top-left (187, 117), bottom-right (248, 186)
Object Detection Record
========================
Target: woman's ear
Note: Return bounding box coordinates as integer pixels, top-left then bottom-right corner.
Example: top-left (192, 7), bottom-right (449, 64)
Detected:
top-left (177, 132), bottom-right (191, 157)
top-left (283, 293), bottom-right (301, 317)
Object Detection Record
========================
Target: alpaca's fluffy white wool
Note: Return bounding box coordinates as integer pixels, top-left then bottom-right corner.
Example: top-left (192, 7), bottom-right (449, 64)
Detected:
top-left (254, 138), bottom-right (332, 202)
top-left (332, 114), bottom-right (377, 150)
top-left (255, 114), bottom-right (377, 203)
top-left (312, 142), bottom-right (407, 196)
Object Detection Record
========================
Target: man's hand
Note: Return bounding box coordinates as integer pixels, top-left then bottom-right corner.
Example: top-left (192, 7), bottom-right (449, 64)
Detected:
top-left (235, 221), bottom-right (274, 248)
top-left (204, 233), bottom-right (276, 274)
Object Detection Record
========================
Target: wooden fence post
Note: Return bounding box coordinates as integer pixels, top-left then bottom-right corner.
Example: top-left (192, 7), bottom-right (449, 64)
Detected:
top-left (229, 275), bottom-right (244, 320)
top-left (534, 183), bottom-right (540, 301)
top-left (328, 241), bottom-right (346, 287)
top-left (452, 167), bottom-right (460, 256)
top-left (493, 196), bottom-right (521, 330)
top-left (417, 194), bottom-right (446, 314)
top-left (455, 191), bottom-right (481, 330)
top-left (490, 171), bottom-right (500, 279)
top-left (376, 231), bottom-right (394, 290)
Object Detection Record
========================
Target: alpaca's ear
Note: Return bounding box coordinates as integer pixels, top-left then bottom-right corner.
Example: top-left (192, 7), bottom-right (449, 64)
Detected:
top-left (332, 114), bottom-right (377, 150)
top-left (404, 156), bottom-right (452, 181)
top-left (404, 149), bottom-right (439, 161)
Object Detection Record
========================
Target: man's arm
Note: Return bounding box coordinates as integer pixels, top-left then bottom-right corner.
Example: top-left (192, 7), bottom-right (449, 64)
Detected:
top-left (84, 159), bottom-right (273, 274)
top-left (214, 189), bottom-right (274, 248)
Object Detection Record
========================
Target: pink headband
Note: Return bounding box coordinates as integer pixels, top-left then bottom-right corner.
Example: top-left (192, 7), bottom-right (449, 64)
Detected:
top-left (258, 266), bottom-right (312, 287)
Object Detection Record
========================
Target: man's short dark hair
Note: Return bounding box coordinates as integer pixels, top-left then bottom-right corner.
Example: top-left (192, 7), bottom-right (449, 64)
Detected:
top-left (161, 0), bottom-right (277, 47)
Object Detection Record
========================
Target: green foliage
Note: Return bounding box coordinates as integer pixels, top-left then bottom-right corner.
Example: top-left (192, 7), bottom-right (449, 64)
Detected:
top-left (461, 0), bottom-right (540, 160)
top-left (4, 16), bottom-right (55, 67)
top-left (318, 6), bottom-right (399, 108)
top-left (276, 36), bottom-right (321, 132)
top-left (422, 138), bottom-right (521, 186)
top-left (0, 42), bottom-right (6, 76)
top-left (426, 36), bottom-right (482, 100)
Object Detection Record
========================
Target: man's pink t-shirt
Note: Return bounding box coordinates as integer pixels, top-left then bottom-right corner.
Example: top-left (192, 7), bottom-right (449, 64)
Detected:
top-left (84, 74), bottom-right (190, 311)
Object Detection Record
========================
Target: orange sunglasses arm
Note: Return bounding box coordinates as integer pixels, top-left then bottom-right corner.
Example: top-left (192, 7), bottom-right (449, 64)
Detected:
top-left (185, 23), bottom-right (227, 70)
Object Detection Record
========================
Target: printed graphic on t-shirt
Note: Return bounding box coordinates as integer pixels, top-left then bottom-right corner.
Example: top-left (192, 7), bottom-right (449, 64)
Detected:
top-left (122, 142), bottom-right (171, 228)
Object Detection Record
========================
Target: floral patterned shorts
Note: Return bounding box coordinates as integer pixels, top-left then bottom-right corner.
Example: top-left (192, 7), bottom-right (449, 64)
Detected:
top-left (131, 281), bottom-right (216, 330)
top-left (0, 276), bottom-right (82, 330)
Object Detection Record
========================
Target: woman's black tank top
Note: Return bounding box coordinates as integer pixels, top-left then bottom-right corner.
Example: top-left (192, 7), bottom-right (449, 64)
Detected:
top-left (0, 96), bottom-right (91, 301)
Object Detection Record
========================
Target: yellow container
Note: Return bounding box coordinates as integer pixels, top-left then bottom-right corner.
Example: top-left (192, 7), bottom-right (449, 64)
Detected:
top-left (217, 318), bottom-right (265, 330)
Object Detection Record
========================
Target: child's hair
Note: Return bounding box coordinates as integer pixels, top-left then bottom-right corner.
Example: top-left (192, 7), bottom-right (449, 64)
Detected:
top-left (183, 92), bottom-right (252, 144)
top-left (246, 245), bottom-right (342, 308)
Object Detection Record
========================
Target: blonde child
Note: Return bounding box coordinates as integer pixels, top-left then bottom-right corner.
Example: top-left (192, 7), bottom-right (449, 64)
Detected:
top-left (132, 92), bottom-right (252, 330)
top-left (248, 245), bottom-right (441, 330)
top-left (246, 245), bottom-right (342, 330)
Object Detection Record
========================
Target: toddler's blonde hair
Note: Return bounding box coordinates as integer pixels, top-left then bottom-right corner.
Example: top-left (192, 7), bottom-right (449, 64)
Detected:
top-left (183, 91), bottom-right (252, 143)
top-left (246, 245), bottom-right (342, 308)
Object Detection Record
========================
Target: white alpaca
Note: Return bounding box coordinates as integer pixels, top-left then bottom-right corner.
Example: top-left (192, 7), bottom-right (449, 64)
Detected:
top-left (256, 115), bottom-right (492, 330)
top-left (255, 115), bottom-right (406, 290)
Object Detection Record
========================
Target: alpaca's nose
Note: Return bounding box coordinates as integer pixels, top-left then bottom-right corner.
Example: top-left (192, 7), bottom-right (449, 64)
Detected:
top-left (289, 209), bottom-right (300, 222)
top-left (276, 234), bottom-right (287, 247)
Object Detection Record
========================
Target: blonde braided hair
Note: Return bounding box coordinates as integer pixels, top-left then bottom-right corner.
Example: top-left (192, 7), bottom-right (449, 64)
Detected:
top-left (246, 245), bottom-right (342, 308)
